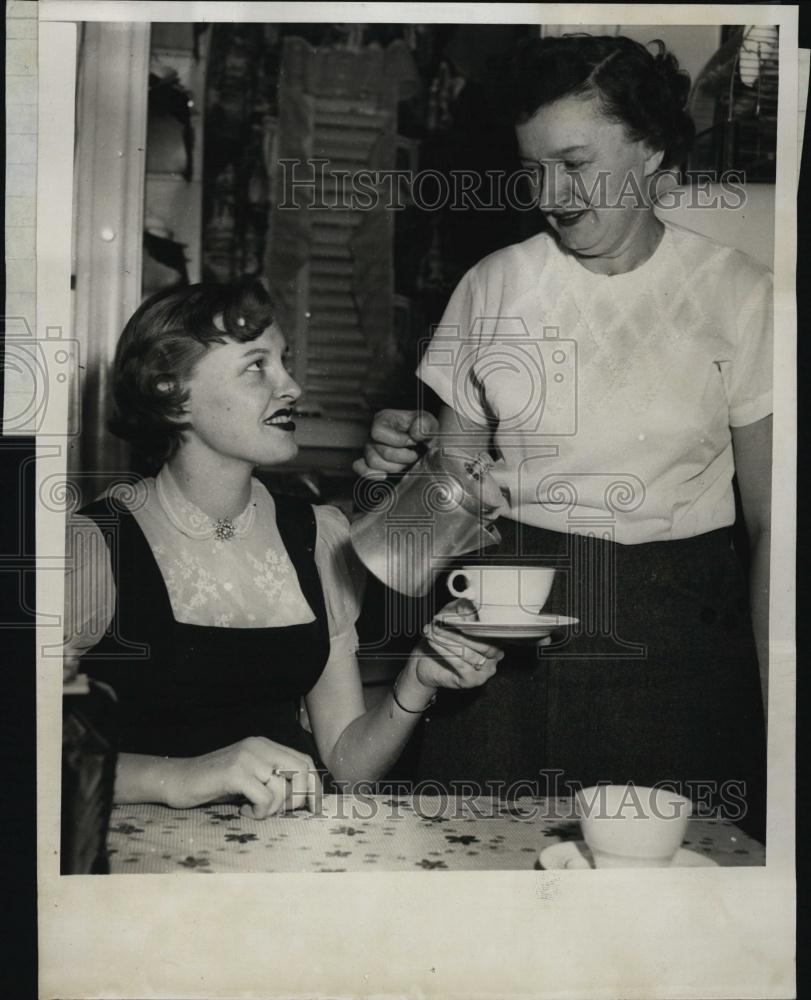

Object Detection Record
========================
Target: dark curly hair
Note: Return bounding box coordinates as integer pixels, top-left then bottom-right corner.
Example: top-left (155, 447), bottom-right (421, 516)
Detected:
top-left (109, 280), bottom-right (275, 471)
top-left (503, 35), bottom-right (695, 170)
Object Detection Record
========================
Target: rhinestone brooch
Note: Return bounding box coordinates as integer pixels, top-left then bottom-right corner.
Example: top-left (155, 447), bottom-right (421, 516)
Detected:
top-left (214, 518), bottom-right (236, 542)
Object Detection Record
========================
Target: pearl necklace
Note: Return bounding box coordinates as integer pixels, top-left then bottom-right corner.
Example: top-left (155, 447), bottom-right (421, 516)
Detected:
top-left (156, 468), bottom-right (258, 542)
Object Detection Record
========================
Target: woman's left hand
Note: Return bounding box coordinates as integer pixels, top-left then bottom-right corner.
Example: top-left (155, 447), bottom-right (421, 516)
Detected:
top-left (413, 599), bottom-right (504, 690)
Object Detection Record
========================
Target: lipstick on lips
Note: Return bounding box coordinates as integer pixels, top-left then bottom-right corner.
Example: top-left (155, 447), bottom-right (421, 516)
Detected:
top-left (263, 407), bottom-right (296, 432)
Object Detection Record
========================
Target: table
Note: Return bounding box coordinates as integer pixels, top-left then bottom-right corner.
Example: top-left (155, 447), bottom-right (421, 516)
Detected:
top-left (106, 796), bottom-right (764, 873)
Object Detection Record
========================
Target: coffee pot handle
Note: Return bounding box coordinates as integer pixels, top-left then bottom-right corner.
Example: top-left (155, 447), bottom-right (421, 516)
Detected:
top-left (482, 522), bottom-right (502, 547)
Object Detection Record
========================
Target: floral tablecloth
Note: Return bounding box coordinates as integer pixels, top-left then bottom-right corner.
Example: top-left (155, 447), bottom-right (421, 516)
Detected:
top-left (107, 795), bottom-right (765, 873)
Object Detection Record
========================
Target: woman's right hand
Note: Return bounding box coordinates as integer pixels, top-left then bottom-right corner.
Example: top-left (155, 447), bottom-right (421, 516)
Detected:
top-left (164, 737), bottom-right (321, 819)
top-left (352, 409), bottom-right (438, 478)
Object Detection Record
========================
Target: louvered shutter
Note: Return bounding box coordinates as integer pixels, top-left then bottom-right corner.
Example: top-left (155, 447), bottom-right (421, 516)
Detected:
top-left (267, 40), bottom-right (399, 427)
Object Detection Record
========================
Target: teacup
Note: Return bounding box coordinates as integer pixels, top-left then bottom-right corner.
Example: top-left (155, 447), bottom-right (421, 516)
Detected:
top-left (447, 566), bottom-right (555, 624)
top-left (575, 784), bottom-right (692, 869)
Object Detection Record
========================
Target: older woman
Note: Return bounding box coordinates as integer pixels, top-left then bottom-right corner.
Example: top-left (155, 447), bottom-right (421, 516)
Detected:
top-left (63, 280), bottom-right (504, 818)
top-left (358, 35), bottom-right (770, 839)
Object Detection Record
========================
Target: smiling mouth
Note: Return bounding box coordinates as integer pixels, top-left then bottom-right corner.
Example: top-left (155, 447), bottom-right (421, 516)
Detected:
top-left (548, 208), bottom-right (589, 227)
top-left (263, 408), bottom-right (296, 432)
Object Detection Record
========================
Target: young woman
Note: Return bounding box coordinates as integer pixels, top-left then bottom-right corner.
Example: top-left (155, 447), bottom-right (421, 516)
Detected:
top-left (357, 35), bottom-right (771, 840)
top-left (63, 281), bottom-right (504, 819)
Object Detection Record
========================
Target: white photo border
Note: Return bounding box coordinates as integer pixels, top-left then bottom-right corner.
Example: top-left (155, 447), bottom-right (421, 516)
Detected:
top-left (34, 4), bottom-right (797, 998)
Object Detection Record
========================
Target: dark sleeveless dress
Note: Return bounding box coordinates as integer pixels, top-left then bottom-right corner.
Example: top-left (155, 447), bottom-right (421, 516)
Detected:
top-left (77, 493), bottom-right (331, 766)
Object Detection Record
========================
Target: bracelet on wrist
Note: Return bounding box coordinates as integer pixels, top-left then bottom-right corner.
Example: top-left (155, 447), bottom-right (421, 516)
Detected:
top-left (390, 672), bottom-right (437, 715)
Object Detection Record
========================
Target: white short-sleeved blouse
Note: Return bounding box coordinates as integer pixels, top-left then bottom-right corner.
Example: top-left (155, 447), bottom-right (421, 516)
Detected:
top-left (416, 222), bottom-right (773, 544)
top-left (63, 466), bottom-right (365, 664)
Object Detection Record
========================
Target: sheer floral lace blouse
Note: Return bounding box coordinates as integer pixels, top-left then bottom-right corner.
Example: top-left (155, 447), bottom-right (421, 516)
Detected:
top-left (63, 466), bottom-right (365, 666)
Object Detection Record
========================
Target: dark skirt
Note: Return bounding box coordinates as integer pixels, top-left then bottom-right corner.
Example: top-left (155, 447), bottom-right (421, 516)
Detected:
top-left (415, 520), bottom-right (767, 842)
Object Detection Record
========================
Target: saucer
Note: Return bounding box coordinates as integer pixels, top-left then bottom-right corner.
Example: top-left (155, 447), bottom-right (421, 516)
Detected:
top-left (436, 612), bottom-right (578, 640)
top-left (538, 840), bottom-right (718, 870)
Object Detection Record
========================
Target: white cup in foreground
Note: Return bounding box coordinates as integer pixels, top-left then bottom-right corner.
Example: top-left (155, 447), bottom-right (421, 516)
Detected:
top-left (447, 566), bottom-right (555, 624)
top-left (575, 785), bottom-right (692, 869)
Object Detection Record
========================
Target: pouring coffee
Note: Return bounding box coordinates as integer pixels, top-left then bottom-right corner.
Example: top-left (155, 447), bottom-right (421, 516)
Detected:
top-left (350, 448), bottom-right (505, 596)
